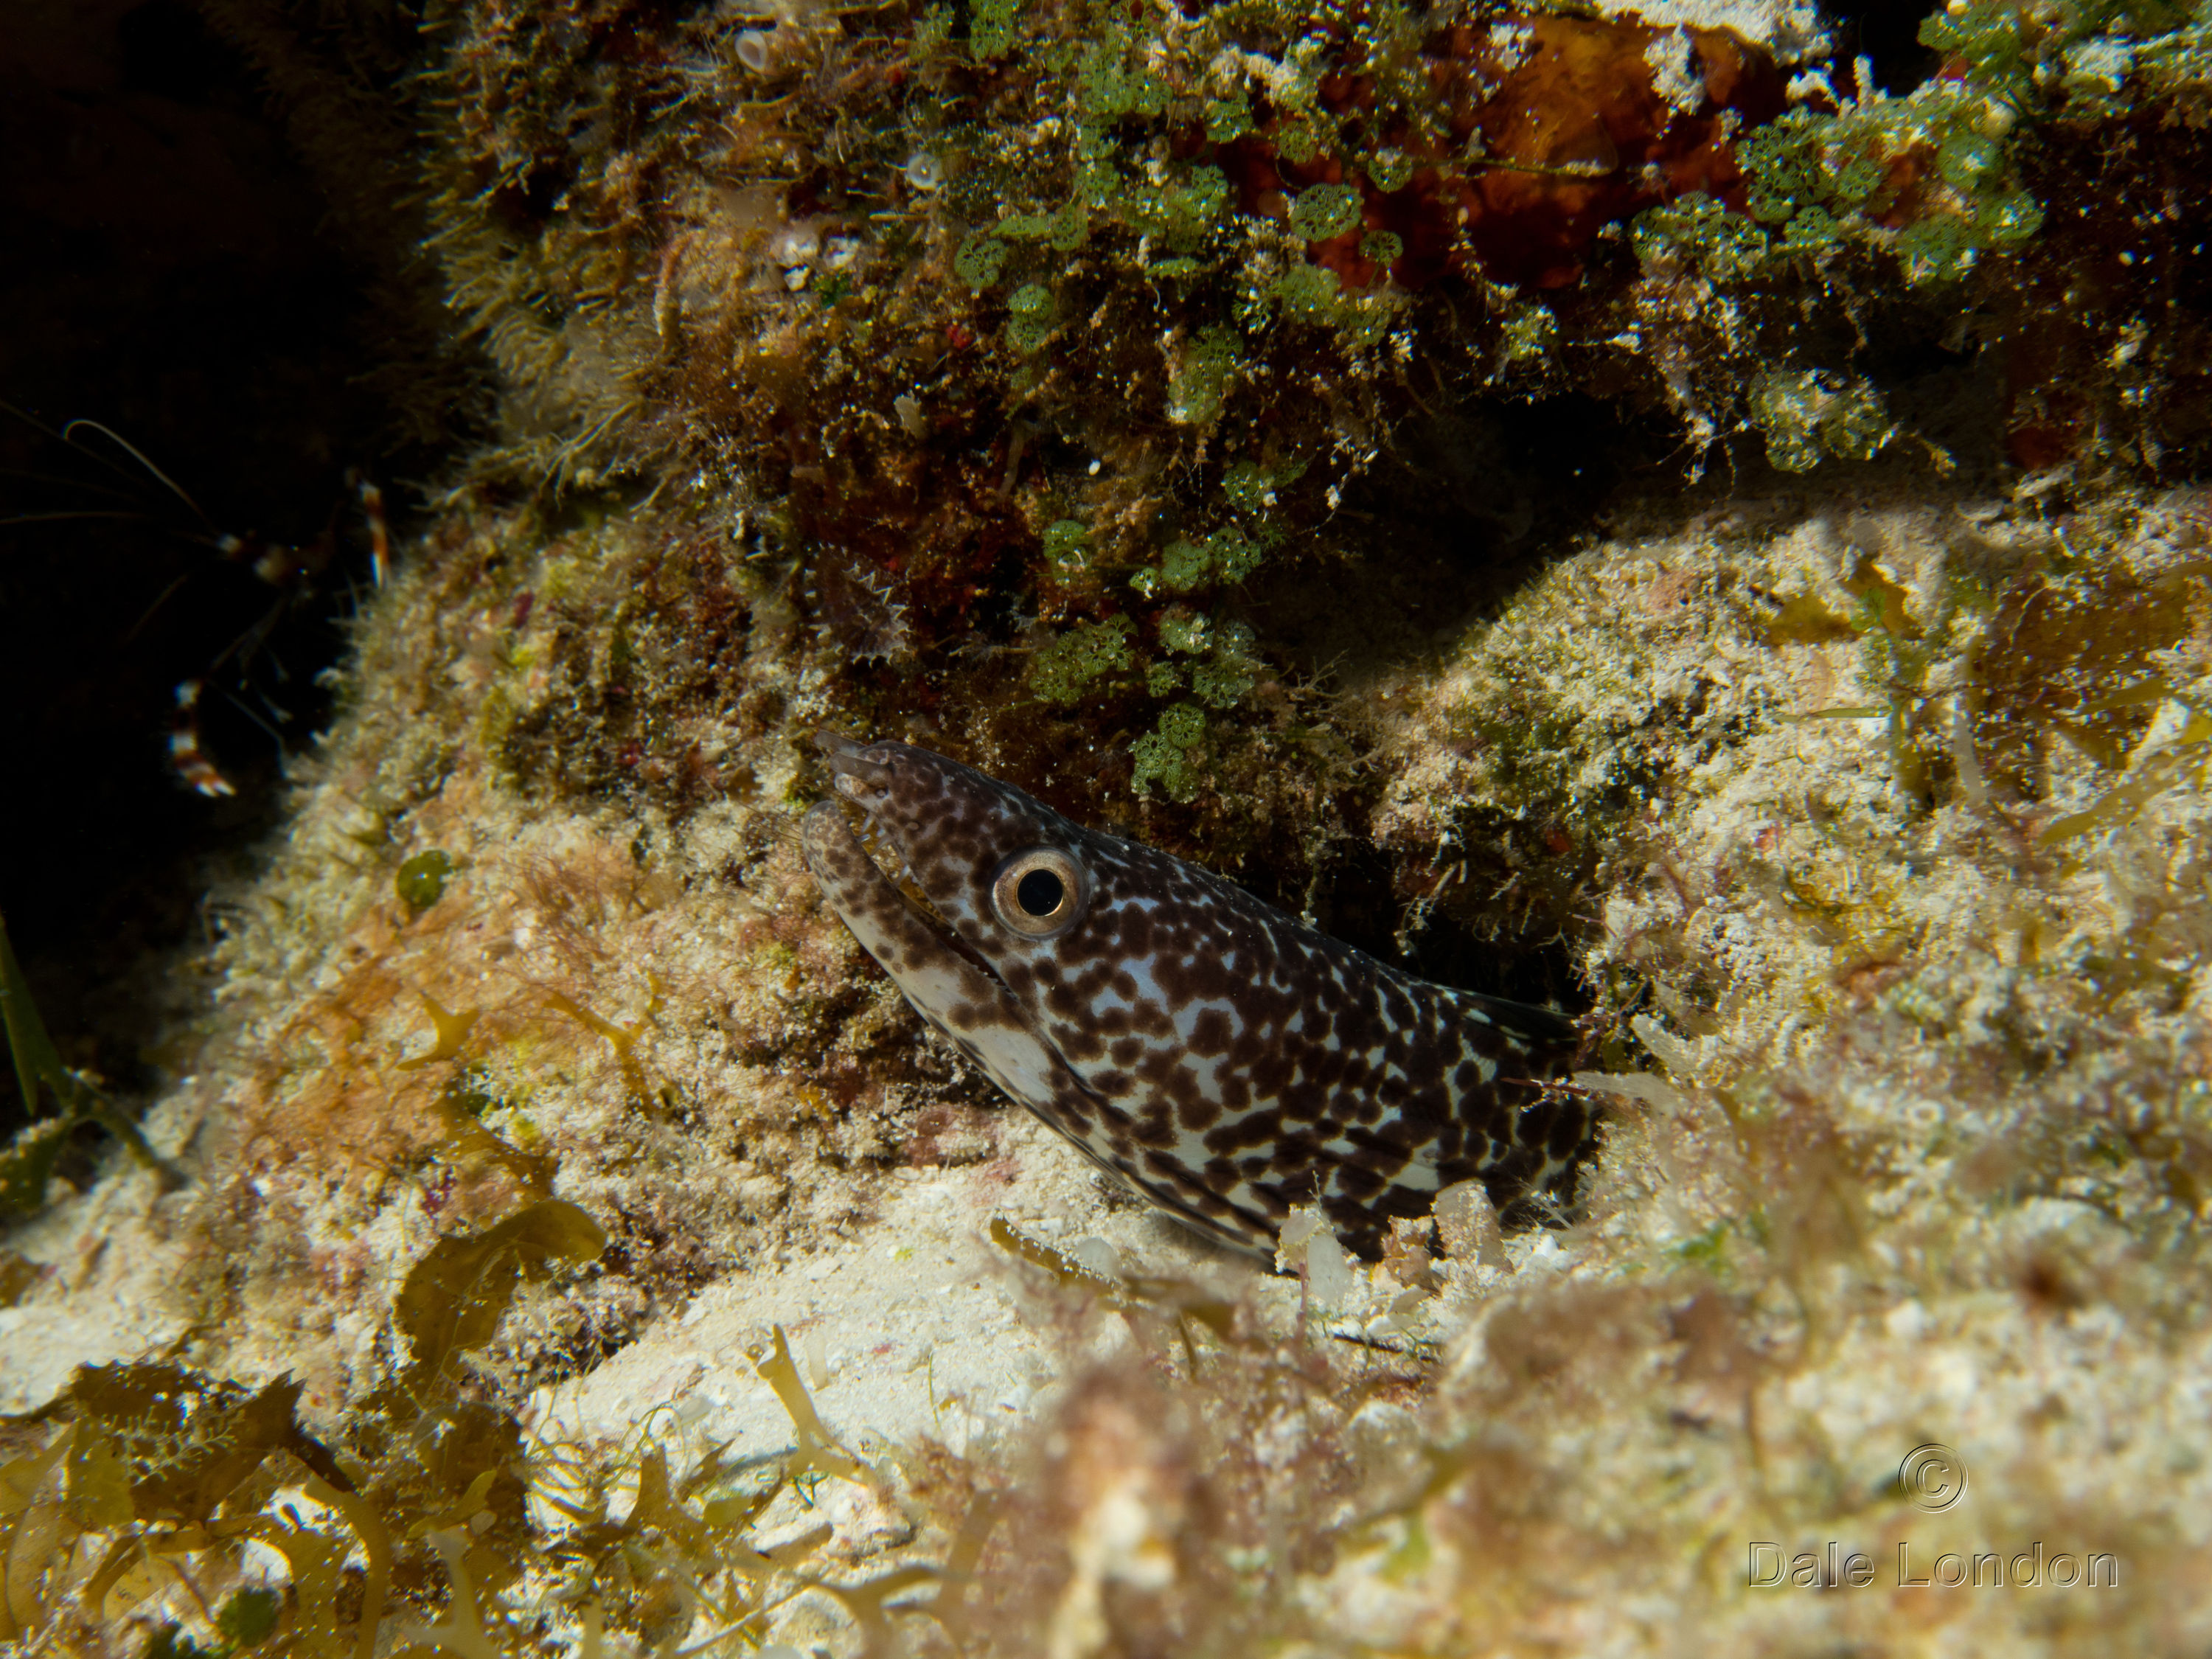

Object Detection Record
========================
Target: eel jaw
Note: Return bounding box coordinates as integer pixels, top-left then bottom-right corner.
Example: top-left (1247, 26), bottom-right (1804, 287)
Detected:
top-left (804, 735), bottom-right (1015, 1004)
top-left (799, 796), bottom-right (1116, 1147)
top-left (810, 731), bottom-right (953, 933)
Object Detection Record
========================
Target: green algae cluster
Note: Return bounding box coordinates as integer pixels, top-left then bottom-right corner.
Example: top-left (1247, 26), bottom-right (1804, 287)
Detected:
top-left (1027, 616), bottom-right (1133, 704)
top-left (179, 0), bottom-right (1768, 835)
top-left (0, 1197), bottom-right (956, 1659)
top-left (178, 0), bottom-right (2212, 865)
top-left (1627, 0), bottom-right (2212, 473)
top-left (1748, 368), bottom-right (1896, 472)
top-left (1131, 703), bottom-right (1212, 802)
top-left (1632, 0), bottom-right (2212, 291)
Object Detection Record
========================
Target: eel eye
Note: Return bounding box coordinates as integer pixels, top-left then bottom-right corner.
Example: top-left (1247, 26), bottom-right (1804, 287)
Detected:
top-left (990, 847), bottom-right (1085, 938)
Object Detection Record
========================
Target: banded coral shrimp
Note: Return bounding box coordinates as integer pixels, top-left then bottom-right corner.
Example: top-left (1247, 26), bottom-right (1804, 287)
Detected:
top-left (0, 397), bottom-right (406, 1152)
top-left (1, 399), bottom-right (392, 804)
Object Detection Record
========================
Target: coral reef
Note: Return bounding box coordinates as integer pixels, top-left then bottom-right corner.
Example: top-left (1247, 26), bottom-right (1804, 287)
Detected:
top-left (5, 0), bottom-right (2212, 1651)
top-left (11, 458), bottom-right (2212, 1656)
top-left (193, 0), bottom-right (2200, 904)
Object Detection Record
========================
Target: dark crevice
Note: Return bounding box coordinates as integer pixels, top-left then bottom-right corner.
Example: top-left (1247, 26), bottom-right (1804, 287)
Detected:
top-left (0, 2), bottom-right (428, 1131)
top-left (1826, 0), bottom-right (1946, 95)
top-left (117, 1), bottom-right (255, 105)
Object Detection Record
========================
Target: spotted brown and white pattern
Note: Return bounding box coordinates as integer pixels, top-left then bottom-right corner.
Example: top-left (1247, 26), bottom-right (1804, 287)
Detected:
top-left (801, 734), bottom-right (1596, 1259)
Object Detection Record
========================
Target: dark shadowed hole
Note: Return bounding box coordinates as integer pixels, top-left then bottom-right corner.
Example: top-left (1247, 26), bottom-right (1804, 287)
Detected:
top-left (117, 0), bottom-right (255, 105)
top-left (1405, 923), bottom-right (1590, 1016)
top-left (1826, 0), bottom-right (1945, 94)
top-left (1253, 393), bottom-right (1680, 690)
top-left (1308, 846), bottom-right (1593, 1015)
top-left (0, 5), bottom-right (421, 1144)
top-left (1216, 392), bottom-right (1669, 1029)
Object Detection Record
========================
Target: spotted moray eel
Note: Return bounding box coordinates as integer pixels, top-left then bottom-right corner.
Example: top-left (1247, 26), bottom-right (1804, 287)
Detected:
top-left (801, 734), bottom-right (1596, 1259)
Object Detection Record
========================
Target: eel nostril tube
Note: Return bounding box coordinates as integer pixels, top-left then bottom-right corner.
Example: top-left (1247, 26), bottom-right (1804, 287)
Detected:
top-left (815, 731), bottom-right (895, 796)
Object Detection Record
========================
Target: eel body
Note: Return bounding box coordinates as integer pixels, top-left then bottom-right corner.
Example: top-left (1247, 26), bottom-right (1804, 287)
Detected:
top-left (800, 734), bottom-right (1594, 1259)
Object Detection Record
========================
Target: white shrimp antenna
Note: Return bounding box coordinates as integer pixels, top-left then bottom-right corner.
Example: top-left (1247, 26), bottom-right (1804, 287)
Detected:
top-left (58, 417), bottom-right (216, 531)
